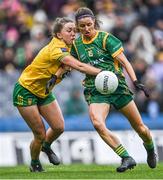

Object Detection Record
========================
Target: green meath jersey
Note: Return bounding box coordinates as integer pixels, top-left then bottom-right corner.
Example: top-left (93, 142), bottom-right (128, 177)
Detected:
top-left (71, 31), bottom-right (124, 88)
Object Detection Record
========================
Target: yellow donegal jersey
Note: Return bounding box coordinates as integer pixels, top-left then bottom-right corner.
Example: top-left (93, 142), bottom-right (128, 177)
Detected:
top-left (19, 37), bottom-right (70, 98)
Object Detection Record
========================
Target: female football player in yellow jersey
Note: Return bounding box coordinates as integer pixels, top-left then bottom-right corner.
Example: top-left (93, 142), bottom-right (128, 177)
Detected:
top-left (13, 17), bottom-right (102, 172)
top-left (69, 7), bottom-right (156, 172)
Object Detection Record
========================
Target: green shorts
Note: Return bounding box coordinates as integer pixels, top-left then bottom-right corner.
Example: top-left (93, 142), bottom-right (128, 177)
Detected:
top-left (13, 82), bottom-right (55, 107)
top-left (84, 81), bottom-right (133, 110)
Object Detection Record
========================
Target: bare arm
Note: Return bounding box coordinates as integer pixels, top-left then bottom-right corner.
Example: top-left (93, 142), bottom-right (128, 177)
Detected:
top-left (115, 52), bottom-right (137, 82)
top-left (45, 55), bottom-right (101, 95)
top-left (61, 55), bottom-right (101, 75)
top-left (115, 52), bottom-right (150, 97)
top-left (55, 66), bottom-right (65, 77)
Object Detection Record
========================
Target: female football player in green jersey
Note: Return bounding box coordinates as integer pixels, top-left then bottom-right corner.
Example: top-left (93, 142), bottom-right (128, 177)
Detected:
top-left (70, 7), bottom-right (157, 172)
top-left (13, 17), bottom-right (102, 172)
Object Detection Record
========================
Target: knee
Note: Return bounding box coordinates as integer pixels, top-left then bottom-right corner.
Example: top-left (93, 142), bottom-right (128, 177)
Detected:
top-left (57, 124), bottom-right (64, 134)
top-left (33, 130), bottom-right (46, 143)
top-left (91, 115), bottom-right (105, 133)
top-left (136, 124), bottom-right (149, 137)
top-left (52, 123), bottom-right (64, 134)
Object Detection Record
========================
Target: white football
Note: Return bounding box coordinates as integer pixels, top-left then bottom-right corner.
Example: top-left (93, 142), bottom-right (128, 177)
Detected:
top-left (95, 71), bottom-right (118, 94)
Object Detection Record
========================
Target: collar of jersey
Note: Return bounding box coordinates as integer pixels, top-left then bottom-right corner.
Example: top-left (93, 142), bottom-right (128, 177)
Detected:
top-left (82, 31), bottom-right (99, 44)
top-left (52, 37), bottom-right (72, 51)
top-left (53, 37), bottom-right (67, 46)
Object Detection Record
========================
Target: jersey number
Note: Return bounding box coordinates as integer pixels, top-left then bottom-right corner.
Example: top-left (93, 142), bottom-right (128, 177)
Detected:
top-left (88, 50), bottom-right (93, 57)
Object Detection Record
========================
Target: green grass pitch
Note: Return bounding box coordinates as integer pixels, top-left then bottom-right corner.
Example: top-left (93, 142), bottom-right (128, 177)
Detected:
top-left (0, 163), bottom-right (163, 179)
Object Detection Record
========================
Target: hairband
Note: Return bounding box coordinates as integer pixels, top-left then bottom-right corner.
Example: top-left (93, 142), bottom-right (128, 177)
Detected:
top-left (77, 14), bottom-right (95, 20)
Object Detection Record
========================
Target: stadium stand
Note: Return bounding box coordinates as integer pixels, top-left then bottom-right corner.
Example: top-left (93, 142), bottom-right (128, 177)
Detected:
top-left (0, 0), bottom-right (163, 132)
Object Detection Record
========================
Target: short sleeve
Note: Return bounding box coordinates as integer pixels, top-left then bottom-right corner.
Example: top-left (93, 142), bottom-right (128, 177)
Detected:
top-left (105, 34), bottom-right (124, 58)
top-left (51, 47), bottom-right (70, 62)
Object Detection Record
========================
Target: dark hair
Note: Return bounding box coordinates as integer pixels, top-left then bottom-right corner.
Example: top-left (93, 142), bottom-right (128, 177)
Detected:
top-left (52, 17), bottom-right (74, 37)
top-left (75, 7), bottom-right (100, 29)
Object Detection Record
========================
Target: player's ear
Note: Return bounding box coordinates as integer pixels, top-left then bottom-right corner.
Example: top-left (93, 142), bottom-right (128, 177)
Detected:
top-left (56, 32), bottom-right (62, 39)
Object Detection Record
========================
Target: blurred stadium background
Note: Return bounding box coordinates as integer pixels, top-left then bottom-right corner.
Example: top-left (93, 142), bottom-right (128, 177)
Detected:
top-left (0, 0), bottom-right (163, 167)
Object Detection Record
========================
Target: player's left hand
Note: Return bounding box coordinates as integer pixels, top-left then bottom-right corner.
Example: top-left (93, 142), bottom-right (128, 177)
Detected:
top-left (62, 70), bottom-right (71, 78)
top-left (61, 65), bottom-right (72, 79)
top-left (133, 80), bottom-right (150, 98)
top-left (45, 75), bottom-right (57, 95)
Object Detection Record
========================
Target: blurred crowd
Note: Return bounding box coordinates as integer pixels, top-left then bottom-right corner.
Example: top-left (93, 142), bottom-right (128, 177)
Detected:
top-left (0, 0), bottom-right (163, 118)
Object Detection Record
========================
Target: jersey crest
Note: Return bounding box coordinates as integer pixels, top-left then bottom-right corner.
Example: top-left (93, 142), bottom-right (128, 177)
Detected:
top-left (60, 48), bottom-right (68, 52)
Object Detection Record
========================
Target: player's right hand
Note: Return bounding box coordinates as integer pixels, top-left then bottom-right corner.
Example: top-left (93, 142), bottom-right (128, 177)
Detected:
top-left (133, 80), bottom-right (150, 98)
top-left (45, 75), bottom-right (57, 95)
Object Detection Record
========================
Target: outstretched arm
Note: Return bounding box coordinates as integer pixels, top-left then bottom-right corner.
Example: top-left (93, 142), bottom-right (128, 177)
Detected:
top-left (61, 55), bottom-right (101, 75)
top-left (45, 55), bottom-right (101, 94)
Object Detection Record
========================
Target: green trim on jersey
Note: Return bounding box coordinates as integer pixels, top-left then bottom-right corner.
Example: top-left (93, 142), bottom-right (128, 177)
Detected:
top-left (58, 52), bottom-right (70, 61)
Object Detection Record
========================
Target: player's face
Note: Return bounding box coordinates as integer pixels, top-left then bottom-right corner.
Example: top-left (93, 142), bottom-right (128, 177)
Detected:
top-left (77, 17), bottom-right (96, 39)
top-left (58, 22), bottom-right (76, 45)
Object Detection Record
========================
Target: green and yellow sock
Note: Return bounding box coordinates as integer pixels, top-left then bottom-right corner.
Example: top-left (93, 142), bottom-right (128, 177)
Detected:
top-left (42, 141), bottom-right (51, 149)
top-left (114, 144), bottom-right (130, 158)
top-left (31, 159), bottom-right (40, 165)
top-left (144, 140), bottom-right (154, 151)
